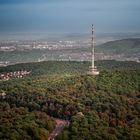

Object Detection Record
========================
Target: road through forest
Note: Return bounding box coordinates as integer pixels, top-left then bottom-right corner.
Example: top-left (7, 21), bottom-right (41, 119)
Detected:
top-left (48, 118), bottom-right (70, 140)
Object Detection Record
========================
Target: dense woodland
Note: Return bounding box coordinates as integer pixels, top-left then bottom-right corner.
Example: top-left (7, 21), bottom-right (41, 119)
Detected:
top-left (0, 60), bottom-right (140, 140)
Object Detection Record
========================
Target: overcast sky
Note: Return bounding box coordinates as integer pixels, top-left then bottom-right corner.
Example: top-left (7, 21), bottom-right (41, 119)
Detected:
top-left (0, 0), bottom-right (140, 35)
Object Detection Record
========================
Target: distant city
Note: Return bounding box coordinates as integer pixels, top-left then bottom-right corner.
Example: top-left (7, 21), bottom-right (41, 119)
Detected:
top-left (0, 33), bottom-right (140, 67)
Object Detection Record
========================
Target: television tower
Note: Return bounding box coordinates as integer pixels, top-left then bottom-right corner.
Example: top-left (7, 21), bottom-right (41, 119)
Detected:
top-left (88, 24), bottom-right (99, 75)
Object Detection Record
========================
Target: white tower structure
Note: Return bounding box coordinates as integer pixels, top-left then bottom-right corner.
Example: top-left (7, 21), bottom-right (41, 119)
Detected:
top-left (88, 24), bottom-right (99, 75)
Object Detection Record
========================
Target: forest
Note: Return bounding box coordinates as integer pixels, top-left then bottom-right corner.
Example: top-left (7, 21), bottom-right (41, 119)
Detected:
top-left (0, 60), bottom-right (140, 140)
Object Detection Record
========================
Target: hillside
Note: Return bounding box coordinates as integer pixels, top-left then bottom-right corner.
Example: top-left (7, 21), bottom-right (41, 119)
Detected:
top-left (97, 38), bottom-right (140, 53)
top-left (76, 38), bottom-right (140, 61)
top-left (0, 61), bottom-right (140, 140)
top-left (0, 60), bottom-right (140, 76)
top-left (96, 38), bottom-right (140, 59)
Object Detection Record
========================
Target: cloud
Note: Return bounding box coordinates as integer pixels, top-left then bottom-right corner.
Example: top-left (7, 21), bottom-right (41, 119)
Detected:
top-left (0, 0), bottom-right (47, 5)
top-left (0, 0), bottom-right (140, 33)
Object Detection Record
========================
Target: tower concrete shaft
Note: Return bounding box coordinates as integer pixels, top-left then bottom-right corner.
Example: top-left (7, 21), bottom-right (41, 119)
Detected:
top-left (91, 24), bottom-right (95, 69)
top-left (88, 24), bottom-right (99, 75)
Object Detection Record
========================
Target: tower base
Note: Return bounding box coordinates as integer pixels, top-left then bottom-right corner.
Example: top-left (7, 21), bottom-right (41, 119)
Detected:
top-left (88, 67), bottom-right (99, 75)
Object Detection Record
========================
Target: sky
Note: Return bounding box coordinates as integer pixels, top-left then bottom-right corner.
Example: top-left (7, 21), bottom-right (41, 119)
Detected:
top-left (0, 0), bottom-right (140, 37)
